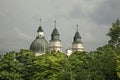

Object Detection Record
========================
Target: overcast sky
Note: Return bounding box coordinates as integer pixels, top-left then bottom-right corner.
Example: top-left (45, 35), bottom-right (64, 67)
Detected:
top-left (0, 0), bottom-right (120, 53)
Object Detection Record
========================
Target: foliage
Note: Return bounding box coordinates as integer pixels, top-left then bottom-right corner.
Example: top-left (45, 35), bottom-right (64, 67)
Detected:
top-left (16, 49), bottom-right (35, 80)
top-left (69, 51), bottom-right (89, 80)
top-left (95, 45), bottom-right (119, 80)
top-left (0, 47), bottom-right (120, 80)
top-left (0, 51), bottom-right (24, 80)
top-left (114, 47), bottom-right (120, 78)
top-left (33, 52), bottom-right (69, 80)
top-left (107, 19), bottom-right (120, 78)
top-left (69, 51), bottom-right (106, 80)
top-left (107, 19), bottom-right (120, 47)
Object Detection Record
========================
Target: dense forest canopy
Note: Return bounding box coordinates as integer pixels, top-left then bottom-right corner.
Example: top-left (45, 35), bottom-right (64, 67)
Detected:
top-left (0, 19), bottom-right (120, 80)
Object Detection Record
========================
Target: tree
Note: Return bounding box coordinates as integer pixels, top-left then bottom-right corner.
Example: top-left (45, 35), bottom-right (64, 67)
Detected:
top-left (33, 52), bottom-right (69, 80)
top-left (114, 47), bottom-right (120, 78)
top-left (69, 51), bottom-right (106, 80)
top-left (69, 51), bottom-right (90, 80)
top-left (106, 18), bottom-right (120, 79)
top-left (16, 49), bottom-right (35, 80)
top-left (87, 52), bottom-right (105, 80)
top-left (107, 19), bottom-right (120, 47)
top-left (95, 45), bottom-right (119, 80)
top-left (116, 54), bottom-right (120, 78)
top-left (0, 51), bottom-right (24, 80)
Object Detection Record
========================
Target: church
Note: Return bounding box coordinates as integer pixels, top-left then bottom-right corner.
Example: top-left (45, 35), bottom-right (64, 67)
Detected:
top-left (30, 19), bottom-right (84, 56)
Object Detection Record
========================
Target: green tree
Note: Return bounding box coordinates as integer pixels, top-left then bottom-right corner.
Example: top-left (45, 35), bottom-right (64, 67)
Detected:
top-left (95, 45), bottom-right (119, 80)
top-left (69, 51), bottom-right (106, 80)
top-left (87, 52), bottom-right (105, 80)
top-left (33, 52), bottom-right (69, 80)
top-left (107, 19), bottom-right (120, 47)
top-left (116, 54), bottom-right (120, 78)
top-left (16, 49), bottom-right (35, 80)
top-left (69, 51), bottom-right (89, 80)
top-left (0, 51), bottom-right (24, 80)
top-left (114, 47), bottom-right (120, 78)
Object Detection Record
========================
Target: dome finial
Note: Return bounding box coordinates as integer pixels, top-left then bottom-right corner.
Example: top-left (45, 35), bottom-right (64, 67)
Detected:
top-left (76, 24), bottom-right (79, 32)
top-left (54, 20), bottom-right (56, 28)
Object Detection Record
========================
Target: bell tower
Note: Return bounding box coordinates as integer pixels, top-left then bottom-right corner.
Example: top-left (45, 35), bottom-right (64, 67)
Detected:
top-left (49, 21), bottom-right (62, 52)
top-left (72, 25), bottom-right (84, 52)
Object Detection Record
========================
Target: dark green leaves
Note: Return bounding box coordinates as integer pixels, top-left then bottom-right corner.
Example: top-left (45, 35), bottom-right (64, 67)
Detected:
top-left (107, 19), bottom-right (120, 47)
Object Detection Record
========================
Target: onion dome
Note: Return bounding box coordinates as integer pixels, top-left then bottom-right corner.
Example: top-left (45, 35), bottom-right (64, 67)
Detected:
top-left (30, 19), bottom-right (48, 53)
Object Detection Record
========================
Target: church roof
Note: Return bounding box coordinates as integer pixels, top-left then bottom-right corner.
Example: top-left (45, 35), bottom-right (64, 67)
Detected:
top-left (37, 26), bottom-right (43, 32)
top-left (73, 25), bottom-right (82, 43)
top-left (30, 19), bottom-right (48, 53)
top-left (52, 21), bottom-right (59, 35)
top-left (52, 27), bottom-right (59, 35)
top-left (30, 37), bottom-right (48, 53)
top-left (50, 21), bottom-right (61, 41)
top-left (37, 19), bottom-right (43, 32)
top-left (74, 31), bottom-right (81, 39)
top-left (50, 27), bottom-right (60, 41)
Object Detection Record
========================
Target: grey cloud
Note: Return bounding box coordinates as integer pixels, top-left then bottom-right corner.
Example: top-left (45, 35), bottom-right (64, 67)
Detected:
top-left (68, 6), bottom-right (85, 19)
top-left (14, 28), bottom-right (33, 41)
top-left (91, 0), bottom-right (120, 25)
top-left (0, 0), bottom-right (119, 53)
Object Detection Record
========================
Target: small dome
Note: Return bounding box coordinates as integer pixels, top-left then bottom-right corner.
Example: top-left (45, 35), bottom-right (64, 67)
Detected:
top-left (74, 32), bottom-right (81, 39)
top-left (30, 37), bottom-right (48, 53)
top-left (37, 26), bottom-right (43, 32)
top-left (52, 28), bottom-right (59, 35)
top-left (51, 27), bottom-right (60, 41)
top-left (73, 31), bottom-right (82, 43)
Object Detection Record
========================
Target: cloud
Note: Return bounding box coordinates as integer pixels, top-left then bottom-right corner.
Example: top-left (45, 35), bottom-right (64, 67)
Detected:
top-left (14, 28), bottom-right (33, 41)
top-left (90, 0), bottom-right (120, 25)
top-left (0, 27), bottom-right (33, 52)
top-left (0, 0), bottom-right (119, 52)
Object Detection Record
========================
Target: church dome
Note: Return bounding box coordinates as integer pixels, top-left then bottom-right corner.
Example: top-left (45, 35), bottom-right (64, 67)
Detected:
top-left (30, 19), bottom-right (48, 53)
top-left (30, 37), bottom-right (48, 53)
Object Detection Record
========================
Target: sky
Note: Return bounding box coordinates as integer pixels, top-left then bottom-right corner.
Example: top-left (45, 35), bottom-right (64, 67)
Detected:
top-left (0, 0), bottom-right (120, 53)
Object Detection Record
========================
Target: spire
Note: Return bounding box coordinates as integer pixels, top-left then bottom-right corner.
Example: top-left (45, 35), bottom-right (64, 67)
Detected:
top-left (76, 24), bottom-right (78, 32)
top-left (37, 18), bottom-right (43, 32)
top-left (52, 20), bottom-right (59, 35)
top-left (50, 20), bottom-right (60, 41)
top-left (73, 24), bottom-right (82, 43)
top-left (54, 20), bottom-right (56, 28)
top-left (37, 18), bottom-right (44, 38)
top-left (40, 18), bottom-right (42, 26)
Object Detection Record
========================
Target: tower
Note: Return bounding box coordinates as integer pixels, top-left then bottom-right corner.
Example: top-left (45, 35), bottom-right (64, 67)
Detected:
top-left (49, 21), bottom-right (62, 52)
top-left (30, 19), bottom-right (48, 56)
top-left (72, 25), bottom-right (84, 52)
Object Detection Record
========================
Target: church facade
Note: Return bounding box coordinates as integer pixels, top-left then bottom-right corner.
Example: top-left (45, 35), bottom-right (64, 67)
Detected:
top-left (30, 19), bottom-right (84, 56)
